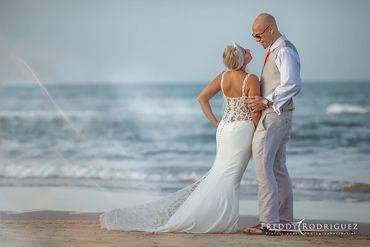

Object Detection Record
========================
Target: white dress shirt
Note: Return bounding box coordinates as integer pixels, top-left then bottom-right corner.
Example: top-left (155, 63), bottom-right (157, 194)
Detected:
top-left (265, 35), bottom-right (301, 115)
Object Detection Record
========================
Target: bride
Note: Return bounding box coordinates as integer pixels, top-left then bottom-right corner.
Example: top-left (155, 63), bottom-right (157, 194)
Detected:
top-left (99, 43), bottom-right (261, 233)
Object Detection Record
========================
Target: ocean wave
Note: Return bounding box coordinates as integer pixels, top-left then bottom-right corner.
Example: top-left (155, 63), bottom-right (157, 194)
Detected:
top-left (1, 164), bottom-right (369, 194)
top-left (0, 110), bottom-right (101, 119)
top-left (0, 164), bottom-right (201, 182)
top-left (326, 104), bottom-right (370, 114)
top-left (291, 178), bottom-right (370, 193)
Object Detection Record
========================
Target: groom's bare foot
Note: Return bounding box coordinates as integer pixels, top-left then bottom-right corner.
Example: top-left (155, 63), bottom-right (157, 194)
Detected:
top-left (243, 224), bottom-right (269, 235)
top-left (243, 224), bottom-right (264, 234)
top-left (243, 223), bottom-right (282, 235)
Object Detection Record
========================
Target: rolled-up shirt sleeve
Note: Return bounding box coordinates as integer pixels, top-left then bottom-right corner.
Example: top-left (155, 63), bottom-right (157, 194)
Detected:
top-left (265, 47), bottom-right (301, 115)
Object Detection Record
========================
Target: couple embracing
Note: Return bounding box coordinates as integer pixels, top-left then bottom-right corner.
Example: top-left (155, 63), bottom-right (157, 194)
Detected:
top-left (100, 13), bottom-right (301, 235)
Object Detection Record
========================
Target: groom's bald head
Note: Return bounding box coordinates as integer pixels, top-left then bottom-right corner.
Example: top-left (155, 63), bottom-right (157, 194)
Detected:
top-left (252, 13), bottom-right (281, 49)
top-left (253, 13), bottom-right (277, 30)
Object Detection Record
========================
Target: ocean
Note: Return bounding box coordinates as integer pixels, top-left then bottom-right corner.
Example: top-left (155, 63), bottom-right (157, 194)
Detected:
top-left (0, 81), bottom-right (369, 203)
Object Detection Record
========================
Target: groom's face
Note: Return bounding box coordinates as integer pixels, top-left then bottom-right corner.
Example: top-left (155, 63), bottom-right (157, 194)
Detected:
top-left (252, 25), bottom-right (271, 49)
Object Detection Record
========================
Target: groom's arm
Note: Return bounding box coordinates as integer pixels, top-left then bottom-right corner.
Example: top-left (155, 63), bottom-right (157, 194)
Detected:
top-left (265, 47), bottom-right (301, 115)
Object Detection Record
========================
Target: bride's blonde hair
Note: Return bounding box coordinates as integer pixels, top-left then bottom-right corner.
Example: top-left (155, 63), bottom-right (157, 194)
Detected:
top-left (223, 45), bottom-right (242, 70)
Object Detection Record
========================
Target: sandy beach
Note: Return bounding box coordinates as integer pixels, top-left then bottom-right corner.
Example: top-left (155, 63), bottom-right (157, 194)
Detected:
top-left (1, 210), bottom-right (369, 247)
top-left (1, 186), bottom-right (370, 246)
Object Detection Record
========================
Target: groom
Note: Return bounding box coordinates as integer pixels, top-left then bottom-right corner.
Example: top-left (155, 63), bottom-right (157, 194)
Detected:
top-left (245, 13), bottom-right (301, 234)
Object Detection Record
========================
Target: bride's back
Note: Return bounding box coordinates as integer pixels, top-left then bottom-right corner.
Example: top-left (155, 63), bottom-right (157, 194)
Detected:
top-left (222, 71), bottom-right (249, 97)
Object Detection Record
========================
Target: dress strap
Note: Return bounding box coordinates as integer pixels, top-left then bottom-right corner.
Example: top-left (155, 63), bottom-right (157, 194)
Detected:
top-left (242, 74), bottom-right (249, 97)
top-left (220, 71), bottom-right (227, 96)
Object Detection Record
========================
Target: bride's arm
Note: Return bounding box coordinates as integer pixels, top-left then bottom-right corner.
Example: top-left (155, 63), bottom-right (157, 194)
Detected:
top-left (197, 72), bottom-right (223, 127)
top-left (247, 74), bottom-right (261, 127)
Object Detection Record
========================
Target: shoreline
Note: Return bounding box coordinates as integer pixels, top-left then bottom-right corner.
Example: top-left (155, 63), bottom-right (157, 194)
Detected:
top-left (1, 186), bottom-right (370, 222)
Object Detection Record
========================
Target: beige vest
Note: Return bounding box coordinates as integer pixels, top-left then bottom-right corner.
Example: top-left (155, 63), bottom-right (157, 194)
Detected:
top-left (261, 40), bottom-right (299, 112)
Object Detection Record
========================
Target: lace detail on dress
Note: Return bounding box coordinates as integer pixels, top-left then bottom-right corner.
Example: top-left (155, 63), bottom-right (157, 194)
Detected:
top-left (220, 72), bottom-right (253, 123)
top-left (99, 172), bottom-right (209, 231)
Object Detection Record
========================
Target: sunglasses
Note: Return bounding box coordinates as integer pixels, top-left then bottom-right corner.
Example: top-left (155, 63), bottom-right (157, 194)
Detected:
top-left (252, 25), bottom-right (270, 39)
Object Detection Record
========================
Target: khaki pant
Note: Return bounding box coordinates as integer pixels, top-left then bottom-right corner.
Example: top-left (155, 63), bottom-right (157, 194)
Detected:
top-left (252, 108), bottom-right (293, 224)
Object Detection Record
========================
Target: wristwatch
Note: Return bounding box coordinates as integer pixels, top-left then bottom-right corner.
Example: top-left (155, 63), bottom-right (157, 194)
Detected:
top-left (262, 98), bottom-right (269, 109)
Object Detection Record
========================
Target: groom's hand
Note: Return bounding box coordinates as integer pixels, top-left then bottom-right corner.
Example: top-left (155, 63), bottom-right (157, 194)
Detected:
top-left (248, 96), bottom-right (267, 112)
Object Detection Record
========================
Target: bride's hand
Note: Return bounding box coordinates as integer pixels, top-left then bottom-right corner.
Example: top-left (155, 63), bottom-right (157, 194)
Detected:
top-left (214, 121), bottom-right (220, 127)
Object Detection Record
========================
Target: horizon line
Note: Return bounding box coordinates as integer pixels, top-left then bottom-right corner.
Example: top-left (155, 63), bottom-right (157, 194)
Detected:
top-left (1, 79), bottom-right (370, 86)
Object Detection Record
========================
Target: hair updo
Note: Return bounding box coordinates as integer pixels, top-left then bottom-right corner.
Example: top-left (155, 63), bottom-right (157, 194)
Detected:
top-left (223, 45), bottom-right (242, 70)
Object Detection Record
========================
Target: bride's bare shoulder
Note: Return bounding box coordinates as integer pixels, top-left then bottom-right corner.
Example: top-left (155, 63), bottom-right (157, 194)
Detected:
top-left (248, 73), bottom-right (259, 81)
top-left (246, 74), bottom-right (260, 91)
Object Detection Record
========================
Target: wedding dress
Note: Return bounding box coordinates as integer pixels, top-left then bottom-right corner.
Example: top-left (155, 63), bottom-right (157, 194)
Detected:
top-left (100, 72), bottom-right (255, 233)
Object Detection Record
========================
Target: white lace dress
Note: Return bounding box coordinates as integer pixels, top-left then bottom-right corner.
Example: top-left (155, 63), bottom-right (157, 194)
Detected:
top-left (99, 72), bottom-right (255, 233)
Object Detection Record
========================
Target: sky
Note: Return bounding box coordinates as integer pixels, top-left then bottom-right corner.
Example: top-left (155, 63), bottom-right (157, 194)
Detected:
top-left (0, 0), bottom-right (369, 84)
